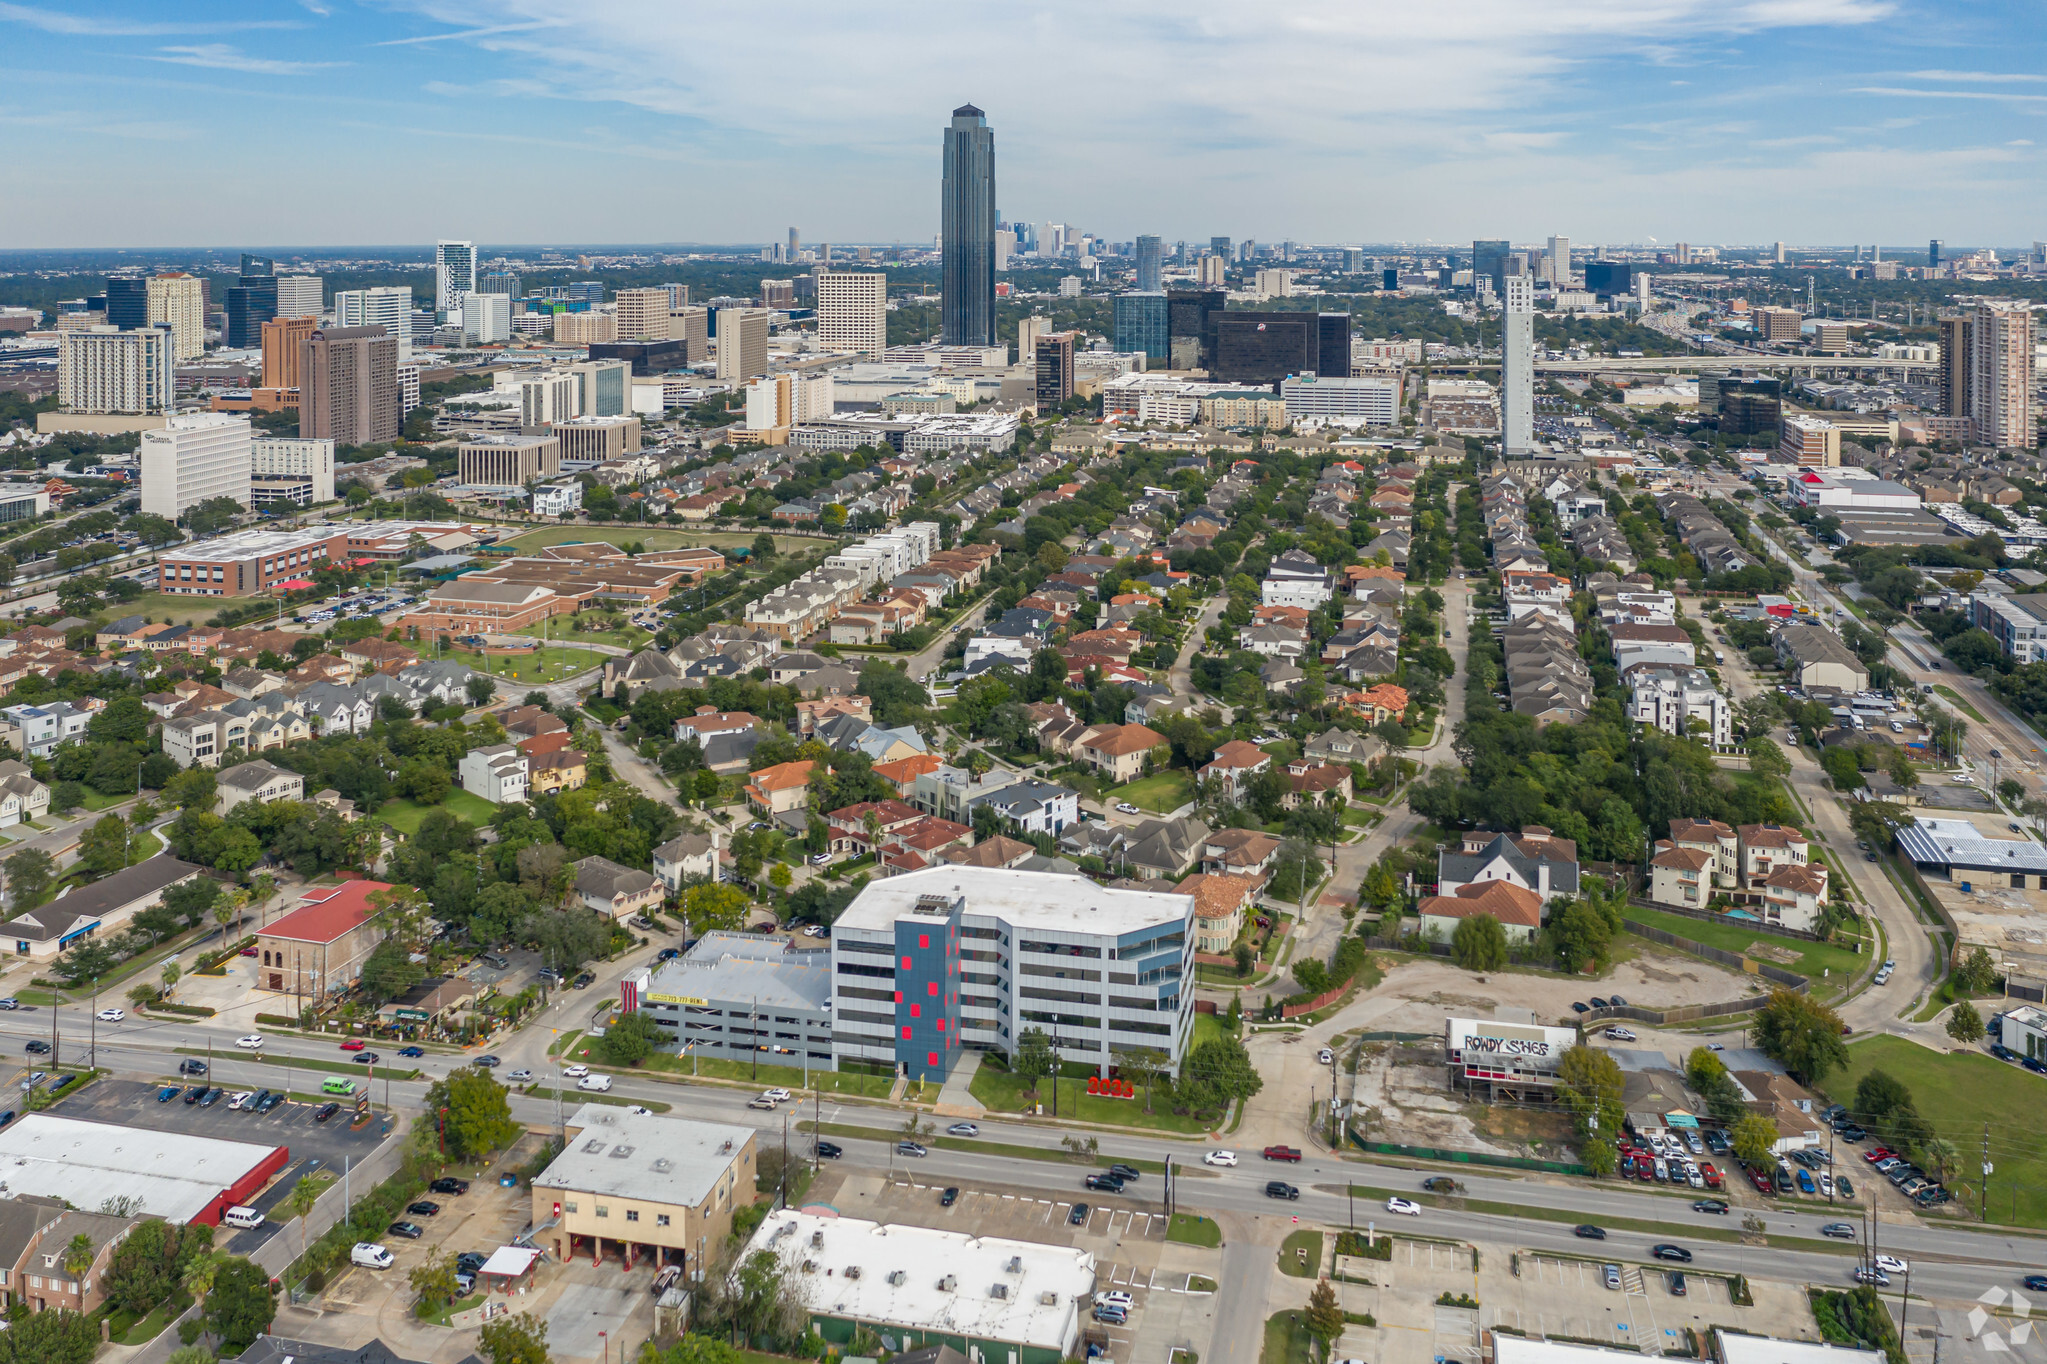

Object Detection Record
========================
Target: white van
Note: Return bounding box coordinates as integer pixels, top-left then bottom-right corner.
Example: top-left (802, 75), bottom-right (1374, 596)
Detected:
top-left (350, 1243), bottom-right (394, 1269)
top-left (577, 1074), bottom-right (613, 1092)
top-left (221, 1206), bottom-right (264, 1230)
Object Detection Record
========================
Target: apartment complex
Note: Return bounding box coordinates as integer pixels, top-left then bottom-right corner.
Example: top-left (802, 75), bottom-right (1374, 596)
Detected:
top-left (715, 307), bottom-right (771, 380)
top-left (815, 269), bottom-right (887, 354)
top-left (1970, 299), bottom-right (2036, 449)
top-left (145, 273), bottom-right (206, 360)
top-left (250, 436), bottom-right (336, 506)
top-left (613, 287), bottom-right (674, 342)
top-left (139, 413), bottom-right (253, 519)
top-left (260, 315), bottom-right (316, 390)
top-left (57, 327), bottom-right (173, 415)
top-left (300, 326), bottom-right (400, 446)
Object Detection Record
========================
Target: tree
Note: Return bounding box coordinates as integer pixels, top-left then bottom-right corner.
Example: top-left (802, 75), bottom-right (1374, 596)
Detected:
top-left (1233, 940), bottom-right (1255, 977)
top-left (1946, 1000), bottom-right (1985, 1044)
top-left (1180, 1035), bottom-right (1263, 1106)
top-left (1306, 1278), bottom-right (1345, 1343)
top-left (1746, 735), bottom-right (1791, 781)
top-left (467, 675), bottom-right (497, 708)
top-left (1450, 912), bottom-right (1508, 971)
top-left (1361, 860), bottom-right (1398, 910)
top-left (677, 882), bottom-right (750, 934)
top-left (1753, 989), bottom-right (1848, 1085)
top-left (1013, 1026), bottom-right (1057, 1094)
top-left (76, 815), bottom-right (131, 878)
top-left (1730, 1113), bottom-right (1781, 1169)
top-left (160, 962), bottom-right (180, 997)
top-left (213, 825), bottom-right (263, 875)
top-left (180, 1248), bottom-right (225, 1315)
top-left (61, 1231), bottom-right (93, 1279)
top-left (599, 1011), bottom-right (668, 1067)
top-left (1556, 1044), bottom-right (1625, 1143)
top-left (1956, 946), bottom-right (1999, 995)
top-left (421, 1069), bottom-right (520, 1161)
top-left (1685, 1046), bottom-right (1729, 1096)
top-left (1548, 901), bottom-right (1614, 973)
top-left (287, 1176), bottom-right (322, 1262)
top-left (4, 847), bottom-right (55, 910)
top-left (359, 938), bottom-right (426, 1007)
top-left (1820, 745), bottom-right (1865, 792)
top-left (767, 862), bottom-right (792, 893)
top-left (204, 1256), bottom-right (276, 1353)
top-left (410, 1249), bottom-right (460, 1309)
top-left (477, 1312), bottom-right (551, 1364)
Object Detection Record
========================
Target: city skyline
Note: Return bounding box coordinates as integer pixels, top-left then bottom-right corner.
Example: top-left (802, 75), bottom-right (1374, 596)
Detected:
top-left (2, 1), bottom-right (2044, 248)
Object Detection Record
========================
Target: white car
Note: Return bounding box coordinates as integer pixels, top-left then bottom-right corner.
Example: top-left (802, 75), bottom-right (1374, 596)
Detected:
top-left (1097, 1290), bottom-right (1134, 1310)
top-left (563, 1063), bottom-right (590, 1078)
top-left (350, 1243), bottom-right (394, 1270)
top-left (236, 1034), bottom-right (264, 1050)
top-left (1875, 1255), bottom-right (1909, 1275)
top-left (1604, 1027), bottom-right (1637, 1041)
top-left (762, 1088), bottom-right (791, 1102)
top-left (1114, 802), bottom-right (1140, 814)
top-left (1386, 1197), bottom-right (1423, 1216)
top-left (1203, 1150), bottom-right (1237, 1167)
top-left (626, 1105), bottom-right (652, 1115)
top-left (96, 1008), bottom-right (124, 1022)
top-left (1317, 1048), bottom-right (1334, 1064)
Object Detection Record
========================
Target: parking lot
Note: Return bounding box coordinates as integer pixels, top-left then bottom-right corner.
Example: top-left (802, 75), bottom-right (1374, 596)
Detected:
top-left (47, 1077), bottom-right (393, 1255)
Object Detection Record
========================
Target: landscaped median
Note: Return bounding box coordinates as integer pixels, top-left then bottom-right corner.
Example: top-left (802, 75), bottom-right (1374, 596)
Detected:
top-left (172, 1048), bottom-right (423, 1082)
top-left (799, 1119), bottom-right (1166, 1175)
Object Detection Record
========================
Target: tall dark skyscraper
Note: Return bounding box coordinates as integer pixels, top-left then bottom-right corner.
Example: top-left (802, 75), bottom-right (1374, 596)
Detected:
top-left (1472, 239), bottom-right (1510, 295)
top-left (103, 276), bottom-right (148, 330)
top-left (940, 103), bottom-right (996, 348)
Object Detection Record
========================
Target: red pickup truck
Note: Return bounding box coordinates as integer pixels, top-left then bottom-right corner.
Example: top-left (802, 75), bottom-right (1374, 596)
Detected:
top-left (1262, 1145), bottom-right (1302, 1163)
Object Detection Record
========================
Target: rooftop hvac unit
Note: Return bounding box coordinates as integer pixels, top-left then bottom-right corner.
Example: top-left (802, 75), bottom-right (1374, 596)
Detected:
top-left (887, 1270), bottom-right (907, 1286)
top-left (1040, 1291), bottom-right (1059, 1306)
top-left (845, 1266), bottom-right (863, 1280)
top-left (989, 1284), bottom-right (1008, 1299)
top-left (652, 1158), bottom-right (672, 1172)
top-left (800, 1260), bottom-right (818, 1274)
top-left (609, 1145), bottom-right (634, 1158)
top-left (939, 1275), bottom-right (958, 1293)
top-left (1006, 1256), bottom-right (1023, 1273)
top-left (812, 1230), bottom-right (825, 1247)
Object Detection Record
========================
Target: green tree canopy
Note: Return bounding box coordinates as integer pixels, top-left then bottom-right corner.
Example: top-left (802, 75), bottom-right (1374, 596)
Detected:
top-left (1754, 989), bottom-right (1848, 1085)
top-left (422, 1069), bottom-right (520, 1162)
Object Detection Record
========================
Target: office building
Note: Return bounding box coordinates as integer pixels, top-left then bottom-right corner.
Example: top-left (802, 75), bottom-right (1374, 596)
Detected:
top-left (240, 253), bottom-right (273, 279)
top-left (1280, 372), bottom-right (1399, 428)
top-left (1929, 239), bottom-right (1942, 268)
top-left (614, 288), bottom-right (673, 342)
top-left (714, 307), bottom-right (770, 380)
top-left (299, 326), bottom-right (400, 446)
top-left (460, 292), bottom-right (511, 344)
top-left (1584, 261), bottom-right (1632, 296)
top-left (1545, 235), bottom-right (1570, 285)
top-left (1167, 288), bottom-right (1225, 367)
top-left (1753, 306), bottom-right (1803, 344)
top-left (1113, 291), bottom-right (1169, 364)
top-left (1718, 377), bottom-right (1783, 437)
top-left (1780, 414), bottom-right (1840, 467)
top-left (940, 103), bottom-right (997, 347)
top-left (1939, 312), bottom-right (1972, 420)
top-left (1034, 332), bottom-right (1075, 410)
top-left (1210, 311), bottom-right (1350, 384)
top-left (435, 240), bottom-right (476, 312)
top-left (146, 273), bottom-right (206, 360)
top-left (1134, 234), bottom-right (1162, 291)
top-left (1969, 300), bottom-right (2034, 449)
top-left (994, 227), bottom-right (1013, 271)
top-left (1472, 238), bottom-right (1511, 294)
top-left (224, 264), bottom-right (277, 350)
top-left (830, 866), bottom-right (1194, 1082)
top-left (566, 281), bottom-right (604, 303)
top-left (1015, 315), bottom-right (1051, 372)
top-left (1209, 235), bottom-right (1231, 260)
top-left (260, 315), bottom-right (315, 390)
top-left (551, 415), bottom-right (642, 465)
top-left (58, 327), bottom-right (173, 415)
top-left (104, 276), bottom-right (148, 330)
top-left (569, 359), bottom-right (630, 417)
top-left (1773, 241), bottom-right (1787, 264)
top-left (250, 436), bottom-right (336, 506)
top-left (555, 308), bottom-right (617, 346)
top-left (1254, 268), bottom-right (1294, 299)
top-left (1197, 254), bottom-right (1227, 287)
top-left (275, 276), bottom-right (322, 320)
top-left (517, 371), bottom-right (581, 426)
top-left (140, 413), bottom-right (252, 519)
top-left (744, 374), bottom-right (835, 436)
top-left (759, 279), bottom-right (795, 310)
top-left (1501, 274), bottom-right (1535, 454)
top-left (458, 433), bottom-right (562, 488)
top-left (815, 269), bottom-right (887, 355)
top-left (334, 287), bottom-right (413, 360)
top-left (668, 305), bottom-right (709, 362)
top-left (479, 270), bottom-right (519, 296)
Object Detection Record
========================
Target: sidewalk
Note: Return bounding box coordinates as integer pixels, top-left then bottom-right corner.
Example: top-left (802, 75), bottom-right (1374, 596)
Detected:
top-left (932, 1049), bottom-right (985, 1117)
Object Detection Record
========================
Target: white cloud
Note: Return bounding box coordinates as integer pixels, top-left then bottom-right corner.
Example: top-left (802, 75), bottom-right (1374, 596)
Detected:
top-left (150, 44), bottom-right (344, 76)
top-left (1895, 69), bottom-right (2047, 83)
top-left (0, 3), bottom-right (298, 35)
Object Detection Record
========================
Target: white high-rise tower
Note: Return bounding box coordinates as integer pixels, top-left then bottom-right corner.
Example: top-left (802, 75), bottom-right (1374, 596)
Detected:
top-left (1546, 236), bottom-right (1570, 286)
top-left (1501, 275), bottom-right (1535, 455)
top-left (435, 240), bottom-right (476, 312)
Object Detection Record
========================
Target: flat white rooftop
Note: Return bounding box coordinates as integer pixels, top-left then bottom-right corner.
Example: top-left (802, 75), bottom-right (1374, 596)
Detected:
top-left (834, 866), bottom-right (1190, 941)
top-left (1717, 1329), bottom-right (1886, 1364)
top-left (745, 1209), bottom-right (1095, 1354)
top-left (0, 1114), bottom-right (282, 1223)
top-left (536, 1104), bottom-right (753, 1209)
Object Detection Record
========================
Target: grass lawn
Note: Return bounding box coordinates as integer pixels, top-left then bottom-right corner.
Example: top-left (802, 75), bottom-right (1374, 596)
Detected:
top-left (414, 1292), bottom-right (484, 1327)
top-left (547, 1028), bottom-right (584, 1057)
top-left (1279, 1227), bottom-right (1322, 1278)
top-left (172, 1048), bottom-right (422, 1082)
top-left (523, 1085), bottom-right (672, 1112)
top-left (1831, 1035), bottom-right (2047, 1227)
top-left (1934, 685), bottom-right (1987, 724)
top-left (1192, 1011), bottom-right (1230, 1051)
top-left (451, 645), bottom-right (609, 684)
top-left (967, 1066), bottom-right (1210, 1133)
top-left (515, 621), bottom-right (653, 650)
top-left (1105, 769), bottom-right (1195, 815)
top-left (499, 525), bottom-right (818, 556)
top-left (117, 591), bottom-right (267, 627)
top-left (1168, 1212), bottom-right (1222, 1247)
top-left (374, 790), bottom-right (497, 834)
top-left (1622, 905), bottom-right (1870, 990)
top-left (635, 1051), bottom-right (900, 1098)
top-left (1261, 1311), bottom-right (1319, 1364)
top-left (107, 1290), bottom-right (191, 1344)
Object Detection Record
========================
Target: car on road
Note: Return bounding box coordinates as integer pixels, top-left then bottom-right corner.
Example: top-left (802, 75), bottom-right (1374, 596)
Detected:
top-left (939, 1186), bottom-right (958, 1206)
top-left (1876, 1255), bottom-right (1908, 1275)
top-left (23, 1040), bottom-right (47, 1055)
top-left (1421, 1176), bottom-right (1461, 1194)
top-left (2024, 1275), bottom-right (2047, 1293)
top-left (1854, 1269), bottom-right (1891, 1287)
top-left (398, 1046), bottom-right (424, 1058)
top-left (430, 1178), bottom-right (470, 1195)
top-left (1203, 1150), bottom-right (1237, 1167)
top-left (1084, 1174), bottom-right (1125, 1192)
top-left (96, 1008), bottom-right (123, 1022)
top-left (897, 1141), bottom-right (927, 1157)
top-left (1263, 1145), bottom-right (1302, 1162)
top-left (233, 1035), bottom-right (265, 1051)
top-left (1386, 1198), bottom-right (1422, 1216)
top-left (1652, 1245), bottom-right (1693, 1263)
top-left (339, 1039), bottom-right (365, 1051)
top-left (354, 1052), bottom-right (380, 1066)
top-left (1108, 1164), bottom-right (1141, 1183)
top-left (657, 947), bottom-right (681, 961)
top-left (1265, 1182), bottom-right (1300, 1200)
top-left (563, 1064), bottom-right (590, 1078)
top-left (0, 999), bottom-right (16, 1011)
top-left (814, 1141), bottom-right (842, 1160)
top-left (1573, 1225), bottom-right (1607, 1240)
top-left (387, 1221), bottom-right (424, 1240)
top-left (763, 1088), bottom-right (791, 1102)
top-left (1069, 1203), bottom-right (1089, 1224)
top-left (947, 1122), bottom-right (979, 1136)
top-left (1604, 1027), bottom-right (1637, 1041)
top-left (472, 1055), bottom-right (500, 1067)
top-left (1115, 803), bottom-right (1139, 814)
top-left (1603, 1264), bottom-right (1622, 1291)
top-left (1692, 1199), bottom-right (1728, 1214)
top-left (178, 1059), bottom-right (208, 1076)
top-left (407, 1201), bottom-right (440, 1218)
top-left (507, 1069), bottom-right (533, 1082)
top-left (1821, 1223), bottom-right (1857, 1239)
top-left (315, 1102), bottom-right (341, 1122)
top-left (747, 1098), bottom-right (777, 1111)
top-left (1317, 1047), bottom-right (1334, 1064)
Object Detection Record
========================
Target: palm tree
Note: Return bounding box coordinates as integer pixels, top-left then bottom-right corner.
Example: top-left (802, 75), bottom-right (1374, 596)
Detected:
top-left (61, 1232), bottom-right (94, 1283)
top-left (160, 963), bottom-right (180, 999)
top-left (181, 1248), bottom-right (223, 1314)
top-left (287, 1177), bottom-right (323, 1262)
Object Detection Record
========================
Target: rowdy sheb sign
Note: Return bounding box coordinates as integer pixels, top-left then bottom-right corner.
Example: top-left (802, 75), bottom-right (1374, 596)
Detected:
top-left (1445, 1018), bottom-right (1575, 1073)
top-left (1465, 1035), bottom-right (1553, 1058)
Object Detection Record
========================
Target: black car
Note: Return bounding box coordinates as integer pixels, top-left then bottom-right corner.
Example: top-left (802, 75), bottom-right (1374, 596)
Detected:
top-left (1421, 1176), bottom-right (1460, 1194)
top-left (1839, 1125), bottom-right (1866, 1142)
top-left (1069, 1202), bottom-right (1089, 1224)
top-left (814, 1141), bottom-right (842, 1160)
top-left (1265, 1181), bottom-right (1300, 1200)
top-left (48, 1075), bottom-right (73, 1094)
top-left (198, 1087), bottom-right (222, 1106)
top-left (23, 1040), bottom-right (47, 1055)
top-left (571, 972), bottom-right (594, 989)
top-left (1692, 1199), bottom-right (1729, 1214)
top-left (1571, 1001), bottom-right (1590, 1013)
top-left (178, 1059), bottom-right (208, 1076)
top-left (255, 1091), bottom-right (284, 1113)
top-left (430, 1177), bottom-right (471, 1195)
top-left (387, 1221), bottom-right (424, 1240)
top-left (472, 1055), bottom-right (500, 1068)
top-left (2025, 1057), bottom-right (2047, 1075)
top-left (183, 1085), bottom-right (206, 1104)
top-left (314, 1102), bottom-right (341, 1122)
top-left (0, 1111), bottom-right (13, 1129)
top-left (2024, 1275), bottom-right (2047, 1293)
top-left (1993, 1044), bottom-right (2018, 1061)
top-left (1590, 997), bottom-right (1610, 1009)
top-left (1607, 994), bottom-right (1627, 1006)
top-left (354, 1052), bottom-right (380, 1065)
top-left (1084, 1174), bottom-right (1124, 1192)
top-left (456, 1252), bottom-right (488, 1274)
top-left (1108, 1163), bottom-right (1141, 1182)
top-left (1668, 1271), bottom-right (1688, 1297)
top-left (940, 1187), bottom-right (959, 1207)
top-left (1574, 1225), bottom-right (1607, 1240)
top-left (1652, 1244), bottom-right (1693, 1263)
top-left (406, 1201), bottom-right (441, 1217)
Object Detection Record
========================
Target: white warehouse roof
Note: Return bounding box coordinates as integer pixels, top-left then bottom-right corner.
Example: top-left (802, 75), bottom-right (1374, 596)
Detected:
top-left (0, 1114), bottom-right (283, 1224)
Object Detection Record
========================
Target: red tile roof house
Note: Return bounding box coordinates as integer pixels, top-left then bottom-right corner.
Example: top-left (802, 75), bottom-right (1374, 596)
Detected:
top-left (744, 760), bottom-right (817, 816)
top-left (1418, 880), bottom-right (1545, 945)
top-left (1199, 739), bottom-right (1272, 798)
top-left (826, 799), bottom-right (925, 856)
top-left (253, 879), bottom-right (396, 1002)
top-left (1076, 723), bottom-right (1168, 784)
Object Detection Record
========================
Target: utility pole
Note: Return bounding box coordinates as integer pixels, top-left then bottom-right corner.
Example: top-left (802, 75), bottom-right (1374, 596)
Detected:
top-left (1980, 1124), bottom-right (1993, 1223)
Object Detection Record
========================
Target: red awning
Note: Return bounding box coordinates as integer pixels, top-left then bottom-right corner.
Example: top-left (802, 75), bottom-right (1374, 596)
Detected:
top-left (350, 557), bottom-right (377, 566)
top-left (275, 578), bottom-right (313, 589)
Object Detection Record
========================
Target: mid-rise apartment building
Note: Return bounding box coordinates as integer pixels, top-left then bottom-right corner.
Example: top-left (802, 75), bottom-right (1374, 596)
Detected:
top-left (668, 305), bottom-right (709, 363)
top-left (139, 413), bottom-right (252, 519)
top-left (300, 326), bottom-right (400, 446)
top-left (145, 273), bottom-right (206, 360)
top-left (57, 327), bottom-right (173, 414)
top-left (1779, 413), bottom-right (1840, 467)
top-left (830, 866), bottom-right (1194, 1083)
top-left (260, 315), bottom-right (315, 390)
top-left (714, 307), bottom-right (771, 380)
top-left (1280, 372), bottom-right (1398, 428)
top-left (250, 436), bottom-right (336, 506)
top-left (613, 287), bottom-right (674, 342)
top-left (815, 269), bottom-right (886, 355)
top-left (1034, 332), bottom-right (1075, 409)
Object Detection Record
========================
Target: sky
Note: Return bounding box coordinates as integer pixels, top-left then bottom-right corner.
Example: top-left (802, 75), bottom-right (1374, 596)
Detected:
top-left (2, 0), bottom-right (2044, 251)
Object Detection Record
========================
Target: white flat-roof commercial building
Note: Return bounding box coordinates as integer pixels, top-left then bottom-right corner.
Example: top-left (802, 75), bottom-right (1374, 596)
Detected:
top-left (744, 1209), bottom-right (1097, 1363)
top-left (0, 1115), bottom-right (286, 1225)
top-left (1499, 1333), bottom-right (1883, 1364)
top-left (140, 413), bottom-right (253, 519)
top-left (1280, 372), bottom-right (1399, 428)
top-left (831, 866), bottom-right (1193, 1083)
top-left (250, 435), bottom-right (336, 506)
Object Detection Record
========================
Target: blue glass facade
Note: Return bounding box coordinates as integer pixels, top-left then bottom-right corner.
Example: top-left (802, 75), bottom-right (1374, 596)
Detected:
top-left (1114, 292), bottom-right (1169, 363)
top-left (892, 902), bottom-right (963, 1083)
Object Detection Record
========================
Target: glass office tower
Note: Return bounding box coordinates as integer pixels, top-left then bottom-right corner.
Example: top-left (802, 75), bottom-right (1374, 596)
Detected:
top-left (940, 104), bottom-right (996, 347)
